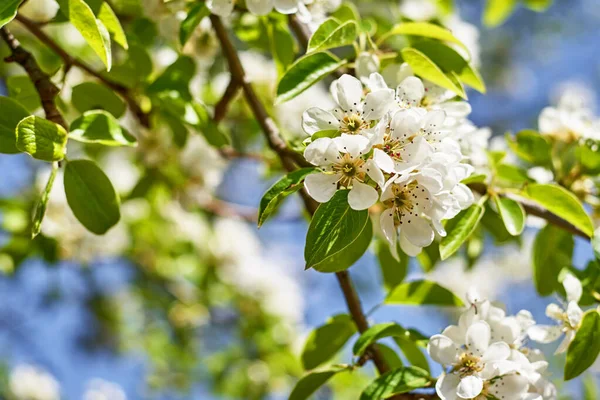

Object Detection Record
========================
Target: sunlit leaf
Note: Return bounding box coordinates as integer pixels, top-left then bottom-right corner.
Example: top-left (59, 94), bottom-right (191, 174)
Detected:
top-left (301, 314), bottom-right (356, 370)
top-left (16, 116), bottom-right (68, 162)
top-left (565, 310), bottom-right (600, 380)
top-left (386, 280), bottom-right (464, 307)
top-left (439, 204), bottom-right (485, 260)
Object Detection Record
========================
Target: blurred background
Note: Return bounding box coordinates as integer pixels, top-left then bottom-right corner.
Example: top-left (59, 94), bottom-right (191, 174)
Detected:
top-left (0, 0), bottom-right (599, 398)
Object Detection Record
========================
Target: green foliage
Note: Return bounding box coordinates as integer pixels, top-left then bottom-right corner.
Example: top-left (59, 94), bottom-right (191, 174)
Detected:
top-left (301, 314), bottom-right (356, 370)
top-left (179, 1), bottom-right (210, 47)
top-left (493, 196), bottom-right (525, 236)
top-left (506, 130), bottom-right (552, 166)
top-left (71, 82), bottom-right (127, 118)
top-left (16, 116), bottom-right (68, 162)
top-left (31, 164), bottom-right (58, 238)
top-left (353, 323), bottom-right (406, 357)
top-left (7, 76), bottom-right (41, 113)
top-left (483, 0), bottom-right (518, 27)
top-left (304, 190), bottom-right (372, 272)
top-left (565, 310), bottom-right (600, 380)
top-left (258, 168), bottom-right (316, 227)
top-left (377, 22), bottom-right (469, 54)
top-left (87, 0), bottom-right (128, 49)
top-left (63, 159), bottom-right (120, 234)
top-left (307, 18), bottom-right (358, 53)
top-left (0, 0), bottom-right (23, 29)
top-left (69, 110), bottom-right (137, 146)
top-left (386, 280), bottom-right (464, 306)
top-left (147, 56), bottom-right (196, 100)
top-left (533, 224), bottom-right (574, 296)
top-left (267, 17), bottom-right (297, 75)
top-left (375, 239), bottom-right (408, 292)
top-left (359, 367), bottom-right (430, 399)
top-left (288, 367), bottom-right (347, 400)
top-left (439, 203), bottom-right (485, 260)
top-left (0, 96), bottom-right (29, 154)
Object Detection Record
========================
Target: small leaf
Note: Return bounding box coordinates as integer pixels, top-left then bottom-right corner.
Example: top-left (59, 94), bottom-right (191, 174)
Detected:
top-left (577, 140), bottom-right (600, 175)
top-left (461, 173), bottom-right (486, 185)
top-left (0, 96), bottom-right (29, 154)
top-left (276, 52), bottom-right (347, 104)
top-left (64, 159), bottom-right (120, 234)
top-left (16, 116), bottom-right (68, 162)
top-left (495, 163), bottom-right (532, 184)
top-left (267, 18), bottom-right (296, 75)
top-left (307, 18), bottom-right (358, 53)
top-left (72, 82), bottom-right (126, 118)
top-left (147, 56), bottom-right (196, 101)
top-left (506, 130), bottom-right (551, 166)
top-left (377, 22), bottom-right (469, 54)
top-left (7, 75), bottom-right (41, 113)
top-left (330, 2), bottom-right (359, 22)
top-left (439, 204), bottom-right (485, 260)
top-left (521, 183), bottom-right (594, 237)
top-left (533, 224), bottom-right (574, 296)
top-left (179, 1), bottom-right (209, 47)
top-left (359, 367), bottom-right (431, 400)
top-left (565, 310), bottom-right (600, 380)
top-left (375, 239), bottom-right (408, 291)
top-left (523, 0), bottom-right (553, 11)
top-left (32, 164), bottom-right (59, 238)
top-left (378, 344), bottom-right (403, 369)
top-left (96, 1), bottom-right (128, 49)
top-left (289, 367), bottom-right (346, 400)
top-left (301, 314), bottom-right (356, 370)
top-left (258, 168), bottom-right (316, 227)
top-left (193, 103), bottom-right (231, 148)
top-left (483, 0), bottom-right (518, 27)
top-left (353, 323), bottom-right (406, 357)
top-left (0, 0), bottom-right (24, 29)
top-left (386, 280), bottom-right (464, 307)
top-left (494, 196), bottom-right (525, 236)
top-left (394, 336), bottom-right (429, 372)
top-left (400, 48), bottom-right (466, 99)
top-left (69, 110), bottom-right (137, 146)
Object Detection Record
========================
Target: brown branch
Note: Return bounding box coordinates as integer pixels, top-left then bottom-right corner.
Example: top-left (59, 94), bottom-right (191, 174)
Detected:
top-left (14, 13), bottom-right (151, 128)
top-left (288, 14), bottom-right (311, 50)
top-left (0, 26), bottom-right (67, 129)
top-left (213, 78), bottom-right (242, 123)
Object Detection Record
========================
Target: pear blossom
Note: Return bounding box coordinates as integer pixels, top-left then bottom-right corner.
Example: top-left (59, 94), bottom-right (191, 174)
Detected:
top-left (538, 87), bottom-right (597, 141)
top-left (355, 52), bottom-right (381, 83)
top-left (296, 0), bottom-right (342, 30)
top-left (302, 74), bottom-right (394, 137)
top-left (207, 0), bottom-right (307, 17)
top-left (303, 135), bottom-right (384, 210)
top-left (527, 273), bottom-right (584, 354)
top-left (9, 364), bottom-right (60, 400)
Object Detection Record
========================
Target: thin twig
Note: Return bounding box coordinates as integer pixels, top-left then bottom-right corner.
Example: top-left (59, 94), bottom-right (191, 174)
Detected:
top-left (214, 78), bottom-right (242, 123)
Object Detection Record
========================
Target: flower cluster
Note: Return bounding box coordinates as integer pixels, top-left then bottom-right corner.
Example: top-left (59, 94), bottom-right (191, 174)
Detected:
top-left (301, 72), bottom-right (475, 256)
top-left (428, 290), bottom-right (557, 400)
top-left (207, 0), bottom-right (340, 21)
top-left (9, 364), bottom-right (60, 400)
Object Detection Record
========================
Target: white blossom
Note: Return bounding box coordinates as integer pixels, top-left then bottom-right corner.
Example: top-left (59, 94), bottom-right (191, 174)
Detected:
top-left (9, 364), bottom-right (60, 400)
top-left (208, 0), bottom-right (309, 17)
top-left (84, 379), bottom-right (127, 400)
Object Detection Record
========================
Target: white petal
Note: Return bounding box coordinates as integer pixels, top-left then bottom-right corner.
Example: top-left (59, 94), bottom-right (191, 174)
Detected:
top-left (332, 74), bottom-right (363, 111)
top-left (527, 325), bottom-right (562, 344)
top-left (396, 76), bottom-right (424, 108)
top-left (380, 211), bottom-right (398, 258)
top-left (452, 184), bottom-right (474, 209)
top-left (562, 272), bottom-right (582, 303)
top-left (207, 0), bottom-right (235, 16)
top-left (333, 134), bottom-right (370, 158)
top-left (399, 135), bottom-right (432, 164)
top-left (355, 53), bottom-right (380, 82)
top-left (488, 374), bottom-right (529, 399)
top-left (246, 0), bottom-right (274, 15)
top-left (539, 107), bottom-right (562, 134)
top-left (304, 173), bottom-right (339, 203)
top-left (427, 334), bottom-right (459, 365)
top-left (304, 137), bottom-right (339, 166)
top-left (348, 181), bottom-right (378, 210)
top-left (555, 330), bottom-right (575, 354)
top-left (373, 148), bottom-right (396, 174)
top-left (399, 231), bottom-right (422, 256)
top-left (442, 325), bottom-right (464, 345)
top-left (390, 109), bottom-right (420, 140)
top-left (302, 108), bottom-right (340, 135)
top-left (274, 0), bottom-right (299, 13)
top-left (456, 375), bottom-right (483, 399)
top-left (363, 159), bottom-right (384, 187)
top-left (402, 217), bottom-right (434, 247)
top-left (363, 89), bottom-right (395, 120)
top-left (435, 374), bottom-right (460, 400)
top-left (368, 72), bottom-right (388, 92)
top-left (414, 168), bottom-right (444, 194)
top-left (465, 321), bottom-right (490, 357)
top-left (438, 101), bottom-right (471, 118)
top-left (566, 301), bottom-right (583, 327)
top-left (545, 303), bottom-right (565, 320)
top-left (481, 341), bottom-right (510, 363)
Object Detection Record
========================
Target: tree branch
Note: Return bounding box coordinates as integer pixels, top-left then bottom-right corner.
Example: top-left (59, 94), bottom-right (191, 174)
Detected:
top-left (14, 13), bottom-right (151, 128)
top-left (213, 78), bottom-right (241, 123)
top-left (0, 26), bottom-right (67, 130)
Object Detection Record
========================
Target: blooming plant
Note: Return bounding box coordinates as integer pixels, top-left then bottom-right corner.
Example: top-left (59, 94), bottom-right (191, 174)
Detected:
top-left (1, 0), bottom-right (600, 399)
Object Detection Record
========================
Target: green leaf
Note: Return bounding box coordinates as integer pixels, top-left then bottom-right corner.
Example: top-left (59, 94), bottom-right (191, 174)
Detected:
top-left (289, 367), bottom-right (346, 400)
top-left (7, 76), bottom-right (42, 113)
top-left (400, 48), bottom-right (466, 99)
top-left (495, 164), bottom-right (531, 184)
top-left (0, 0), bottom-right (23, 29)
top-left (375, 239), bottom-right (408, 291)
top-left (576, 140), bottom-right (600, 175)
top-left (483, 0), bottom-right (518, 27)
top-left (69, 110), bottom-right (137, 147)
top-left (461, 173), bottom-right (486, 185)
top-left (330, 2), bottom-right (359, 22)
top-left (301, 314), bottom-right (356, 370)
top-left (521, 184), bottom-right (594, 237)
top-left (523, 0), bottom-right (553, 12)
top-left (258, 168), bottom-right (316, 227)
top-left (411, 41), bottom-right (486, 93)
top-left (162, 113), bottom-right (189, 148)
top-left (192, 103), bottom-right (231, 148)
top-left (16, 116), bottom-right (68, 162)
top-left (377, 22), bottom-right (469, 54)
top-left (0, 96), bottom-right (29, 154)
top-left (359, 367), bottom-right (431, 400)
top-left (71, 82), bottom-right (126, 118)
top-left (147, 56), bottom-right (196, 101)
top-left (304, 190), bottom-right (372, 272)
top-left (353, 323), bottom-right (406, 356)
top-left (494, 196), bottom-right (525, 236)
top-left (583, 374), bottom-right (600, 400)
top-left (64, 159), bottom-right (120, 234)
top-left (393, 335), bottom-right (429, 372)
top-left (565, 310), bottom-right (600, 380)
top-left (378, 344), bottom-right (404, 369)
top-left (592, 228), bottom-right (600, 261)
top-left (276, 52), bottom-right (347, 104)
top-left (32, 164), bottom-right (59, 238)
top-left (179, 1), bottom-right (209, 47)
top-left (439, 204), bottom-right (485, 260)
top-left (505, 130), bottom-right (551, 166)
top-left (308, 18), bottom-right (358, 53)
top-left (86, 0), bottom-right (128, 49)
top-left (57, 0), bottom-right (112, 69)
top-left (268, 20), bottom-right (296, 76)
top-left (533, 224), bottom-right (574, 296)
top-left (386, 280), bottom-right (464, 307)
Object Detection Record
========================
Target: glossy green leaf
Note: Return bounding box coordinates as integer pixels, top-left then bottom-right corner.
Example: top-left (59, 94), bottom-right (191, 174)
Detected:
top-left (506, 130), bottom-right (551, 166)
top-left (565, 310), bottom-right (600, 380)
top-left (0, 0), bottom-right (23, 28)
top-left (483, 0), bottom-right (518, 27)
top-left (400, 48), bottom-right (466, 99)
top-left (377, 22), bottom-right (469, 54)
top-left (72, 82), bottom-right (126, 118)
top-left (7, 76), bottom-right (41, 113)
top-left (378, 344), bottom-right (403, 369)
top-left (289, 367), bottom-right (346, 400)
top-left (32, 164), bottom-right (58, 238)
top-left (494, 196), bottom-right (525, 236)
top-left (85, 0), bottom-right (128, 49)
top-left (258, 168), bottom-right (316, 227)
top-left (57, 0), bottom-right (112, 69)
top-left (393, 335), bottom-right (430, 373)
top-left (147, 56), bottom-right (196, 101)
top-left (304, 190), bottom-right (371, 272)
top-left (192, 103), bottom-right (231, 148)
top-left (386, 280), bottom-right (464, 307)
top-left (533, 224), bottom-right (574, 296)
top-left (359, 367), bottom-right (430, 400)
top-left (521, 184), bottom-right (594, 237)
top-left (375, 239), bottom-right (408, 291)
top-left (308, 18), bottom-right (358, 53)
top-left (69, 110), bottom-right (137, 147)
top-left (267, 18), bottom-right (296, 75)
top-left (179, 1), bottom-right (209, 47)
top-left (330, 2), bottom-right (359, 22)
top-left (301, 314), bottom-right (356, 370)
top-left (439, 204), bottom-right (485, 260)
top-left (353, 323), bottom-right (406, 356)
top-left (64, 159), bottom-right (120, 234)
top-left (16, 116), bottom-right (68, 162)
top-left (0, 97), bottom-right (29, 154)
top-left (576, 140), bottom-right (600, 175)
top-left (276, 52), bottom-right (346, 104)
top-left (495, 164), bottom-right (531, 184)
